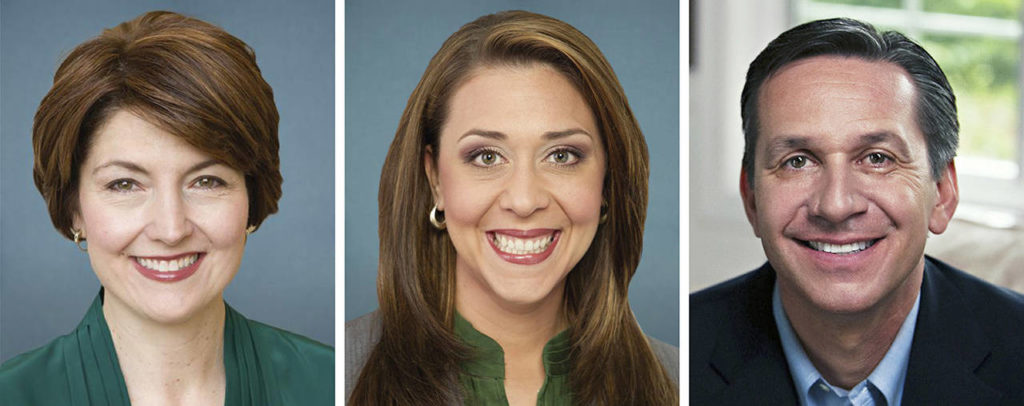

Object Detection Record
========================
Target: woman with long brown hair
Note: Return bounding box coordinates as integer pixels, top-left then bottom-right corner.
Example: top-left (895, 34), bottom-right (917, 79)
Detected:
top-left (346, 10), bottom-right (678, 405)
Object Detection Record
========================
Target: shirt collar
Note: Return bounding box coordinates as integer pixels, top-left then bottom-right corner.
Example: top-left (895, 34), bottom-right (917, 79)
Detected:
top-left (453, 312), bottom-right (571, 378)
top-left (772, 281), bottom-right (920, 405)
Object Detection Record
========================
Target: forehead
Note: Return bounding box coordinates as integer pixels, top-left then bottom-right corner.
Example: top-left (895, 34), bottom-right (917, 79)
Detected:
top-left (757, 56), bottom-right (921, 148)
top-left (441, 64), bottom-right (597, 140)
top-left (85, 110), bottom-right (213, 166)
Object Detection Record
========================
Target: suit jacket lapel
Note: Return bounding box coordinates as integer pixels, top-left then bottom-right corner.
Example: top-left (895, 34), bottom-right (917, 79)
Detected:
top-left (706, 265), bottom-right (800, 404)
top-left (902, 259), bottom-right (1002, 405)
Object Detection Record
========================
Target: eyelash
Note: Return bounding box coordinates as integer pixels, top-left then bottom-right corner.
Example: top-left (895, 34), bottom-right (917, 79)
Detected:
top-left (103, 176), bottom-right (227, 193)
top-left (861, 152), bottom-right (894, 167)
top-left (781, 152), bottom-right (894, 170)
top-left (782, 155), bottom-right (814, 170)
top-left (463, 147), bottom-right (585, 168)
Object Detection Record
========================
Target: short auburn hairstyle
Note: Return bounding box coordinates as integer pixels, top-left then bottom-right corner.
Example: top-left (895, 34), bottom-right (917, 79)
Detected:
top-left (32, 10), bottom-right (281, 240)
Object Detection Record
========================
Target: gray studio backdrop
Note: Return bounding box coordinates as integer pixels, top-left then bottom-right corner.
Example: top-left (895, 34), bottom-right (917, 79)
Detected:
top-left (345, 0), bottom-right (680, 346)
top-left (0, 0), bottom-right (334, 364)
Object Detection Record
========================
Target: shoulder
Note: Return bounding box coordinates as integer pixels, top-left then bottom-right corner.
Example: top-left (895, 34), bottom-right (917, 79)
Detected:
top-left (689, 264), bottom-right (774, 339)
top-left (927, 256), bottom-right (1024, 313)
top-left (245, 317), bottom-right (335, 370)
top-left (925, 256), bottom-right (1024, 346)
top-left (647, 335), bottom-right (679, 385)
top-left (242, 317), bottom-right (335, 401)
top-left (344, 310), bottom-right (382, 399)
top-left (0, 333), bottom-right (73, 404)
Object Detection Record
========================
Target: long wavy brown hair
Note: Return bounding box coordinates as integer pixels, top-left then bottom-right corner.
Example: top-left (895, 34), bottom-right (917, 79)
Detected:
top-left (350, 10), bottom-right (676, 405)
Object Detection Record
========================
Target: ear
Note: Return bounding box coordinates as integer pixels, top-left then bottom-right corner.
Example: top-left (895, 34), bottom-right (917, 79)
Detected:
top-left (928, 160), bottom-right (959, 234)
top-left (423, 146), bottom-right (444, 210)
top-left (71, 206), bottom-right (85, 235)
top-left (740, 168), bottom-right (761, 238)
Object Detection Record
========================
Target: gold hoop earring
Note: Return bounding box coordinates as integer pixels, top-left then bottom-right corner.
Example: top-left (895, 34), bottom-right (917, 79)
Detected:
top-left (429, 205), bottom-right (446, 230)
top-left (70, 228), bottom-right (88, 252)
top-left (599, 200), bottom-right (609, 224)
top-left (245, 225), bottom-right (256, 235)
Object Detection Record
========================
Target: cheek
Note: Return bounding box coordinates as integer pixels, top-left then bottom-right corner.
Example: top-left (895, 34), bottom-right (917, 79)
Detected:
top-left (192, 196), bottom-right (250, 247)
top-left (78, 195), bottom-right (140, 252)
top-left (754, 182), bottom-right (803, 231)
top-left (437, 166), bottom-right (495, 225)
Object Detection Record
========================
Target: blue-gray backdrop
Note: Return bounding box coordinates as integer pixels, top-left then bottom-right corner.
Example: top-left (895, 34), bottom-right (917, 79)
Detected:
top-left (0, 0), bottom-right (334, 364)
top-left (345, 0), bottom-right (680, 346)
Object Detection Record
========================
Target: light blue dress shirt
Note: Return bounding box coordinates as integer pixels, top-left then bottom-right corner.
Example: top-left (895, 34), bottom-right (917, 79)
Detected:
top-left (772, 282), bottom-right (921, 406)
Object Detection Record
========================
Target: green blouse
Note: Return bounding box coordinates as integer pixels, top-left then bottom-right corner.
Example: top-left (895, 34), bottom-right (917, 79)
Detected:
top-left (0, 290), bottom-right (334, 405)
top-left (455, 313), bottom-right (571, 405)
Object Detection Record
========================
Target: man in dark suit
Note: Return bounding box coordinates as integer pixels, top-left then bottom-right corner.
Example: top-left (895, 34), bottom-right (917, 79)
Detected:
top-left (690, 18), bottom-right (1024, 405)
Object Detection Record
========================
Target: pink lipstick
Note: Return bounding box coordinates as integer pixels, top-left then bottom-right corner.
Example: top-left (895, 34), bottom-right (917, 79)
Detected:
top-left (132, 253), bottom-right (204, 282)
top-left (487, 229), bottom-right (560, 265)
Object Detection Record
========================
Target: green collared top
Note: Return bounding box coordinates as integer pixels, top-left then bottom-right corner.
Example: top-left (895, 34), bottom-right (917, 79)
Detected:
top-left (455, 313), bottom-right (571, 405)
top-left (0, 290), bottom-right (334, 405)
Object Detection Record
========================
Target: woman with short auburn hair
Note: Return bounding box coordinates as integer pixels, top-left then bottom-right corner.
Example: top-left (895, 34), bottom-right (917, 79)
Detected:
top-left (346, 10), bottom-right (678, 405)
top-left (0, 11), bottom-right (332, 405)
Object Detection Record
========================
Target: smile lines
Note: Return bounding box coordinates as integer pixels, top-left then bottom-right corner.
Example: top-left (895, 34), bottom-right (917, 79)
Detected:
top-left (804, 239), bottom-right (878, 255)
top-left (134, 254), bottom-right (200, 272)
top-left (491, 232), bottom-right (555, 255)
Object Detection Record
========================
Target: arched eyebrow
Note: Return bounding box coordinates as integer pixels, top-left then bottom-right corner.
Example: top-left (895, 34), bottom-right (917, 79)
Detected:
top-left (458, 128), bottom-right (593, 142)
top-left (92, 159), bottom-right (221, 176)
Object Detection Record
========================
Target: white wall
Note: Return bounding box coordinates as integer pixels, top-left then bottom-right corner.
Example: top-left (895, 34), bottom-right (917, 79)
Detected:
top-left (689, 0), bottom-right (791, 291)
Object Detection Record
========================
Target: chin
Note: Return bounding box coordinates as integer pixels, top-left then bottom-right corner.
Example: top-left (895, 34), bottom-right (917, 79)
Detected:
top-left (490, 279), bottom-right (561, 308)
top-left (135, 292), bottom-right (217, 325)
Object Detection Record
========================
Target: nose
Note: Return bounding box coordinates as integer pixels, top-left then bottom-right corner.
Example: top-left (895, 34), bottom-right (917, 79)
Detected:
top-left (808, 164), bottom-right (868, 225)
top-left (144, 187), bottom-right (193, 245)
top-left (498, 163), bottom-right (551, 217)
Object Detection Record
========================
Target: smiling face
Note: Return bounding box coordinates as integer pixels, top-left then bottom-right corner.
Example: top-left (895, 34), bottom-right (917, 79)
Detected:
top-left (75, 109), bottom-right (249, 324)
top-left (742, 56), bottom-right (958, 315)
top-left (425, 64), bottom-right (606, 311)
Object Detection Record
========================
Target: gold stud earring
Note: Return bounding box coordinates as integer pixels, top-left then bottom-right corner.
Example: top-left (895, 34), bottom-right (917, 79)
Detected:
top-left (599, 200), bottom-right (609, 224)
top-left (429, 205), bottom-right (446, 230)
top-left (70, 228), bottom-right (88, 252)
top-left (245, 225), bottom-right (257, 235)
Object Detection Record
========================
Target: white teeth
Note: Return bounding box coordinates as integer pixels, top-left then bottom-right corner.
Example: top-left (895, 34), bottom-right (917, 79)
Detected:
top-left (136, 254), bottom-right (199, 272)
top-left (807, 240), bottom-right (873, 255)
top-left (492, 233), bottom-right (554, 255)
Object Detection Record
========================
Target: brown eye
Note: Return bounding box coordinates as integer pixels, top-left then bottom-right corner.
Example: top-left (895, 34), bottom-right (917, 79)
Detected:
top-left (867, 152), bottom-right (889, 165)
top-left (786, 156), bottom-right (807, 169)
top-left (107, 179), bottom-right (136, 192)
top-left (193, 176), bottom-right (223, 189)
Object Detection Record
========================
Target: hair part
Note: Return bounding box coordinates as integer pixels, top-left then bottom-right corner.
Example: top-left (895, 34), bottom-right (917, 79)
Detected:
top-left (33, 10), bottom-right (281, 240)
top-left (740, 17), bottom-right (959, 185)
top-left (352, 10), bottom-right (676, 405)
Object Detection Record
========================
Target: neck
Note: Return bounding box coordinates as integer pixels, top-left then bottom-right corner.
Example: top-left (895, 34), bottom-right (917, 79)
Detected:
top-left (780, 262), bottom-right (923, 390)
top-left (455, 285), bottom-right (566, 360)
top-left (455, 265), bottom-right (568, 406)
top-left (103, 292), bottom-right (226, 405)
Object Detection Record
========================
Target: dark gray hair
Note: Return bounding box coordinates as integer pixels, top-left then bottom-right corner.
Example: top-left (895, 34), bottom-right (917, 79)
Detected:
top-left (740, 17), bottom-right (958, 183)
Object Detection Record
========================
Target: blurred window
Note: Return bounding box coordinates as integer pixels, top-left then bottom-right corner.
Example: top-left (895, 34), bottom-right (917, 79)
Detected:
top-left (794, 0), bottom-right (1024, 218)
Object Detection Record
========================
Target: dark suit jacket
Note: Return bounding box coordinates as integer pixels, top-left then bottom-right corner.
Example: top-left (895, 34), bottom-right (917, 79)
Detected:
top-left (690, 256), bottom-right (1024, 405)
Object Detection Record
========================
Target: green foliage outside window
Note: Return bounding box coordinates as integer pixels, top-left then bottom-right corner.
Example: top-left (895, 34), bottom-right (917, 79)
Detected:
top-left (807, 0), bottom-right (1021, 163)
